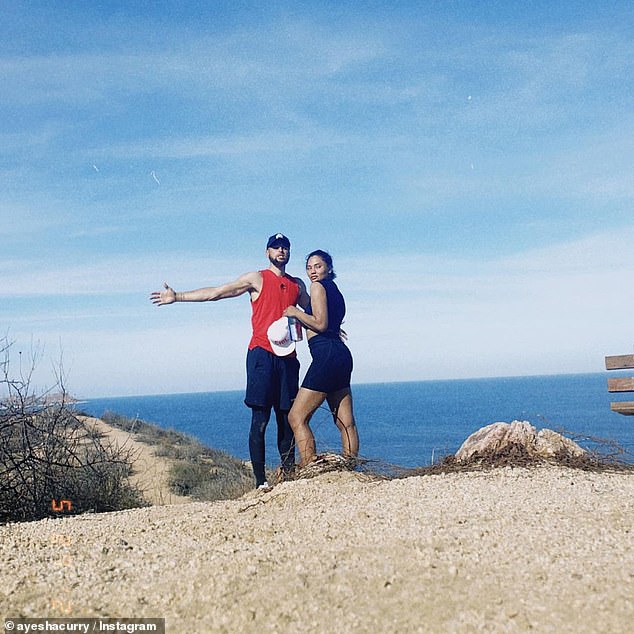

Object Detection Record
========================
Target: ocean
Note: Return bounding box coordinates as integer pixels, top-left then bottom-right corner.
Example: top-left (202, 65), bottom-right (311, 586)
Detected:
top-left (79, 372), bottom-right (634, 468)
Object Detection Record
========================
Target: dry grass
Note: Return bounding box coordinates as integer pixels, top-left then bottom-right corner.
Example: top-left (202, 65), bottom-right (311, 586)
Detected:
top-left (0, 404), bottom-right (146, 523)
top-left (99, 411), bottom-right (253, 501)
top-left (398, 438), bottom-right (634, 479)
top-left (280, 432), bottom-right (634, 485)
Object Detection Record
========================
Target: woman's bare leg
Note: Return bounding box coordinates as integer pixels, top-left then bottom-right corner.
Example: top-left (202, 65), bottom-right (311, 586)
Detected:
top-left (288, 387), bottom-right (327, 466)
top-left (327, 388), bottom-right (359, 458)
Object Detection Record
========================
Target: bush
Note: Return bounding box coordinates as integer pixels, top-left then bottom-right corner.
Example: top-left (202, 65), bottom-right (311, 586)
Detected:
top-left (0, 339), bottom-right (146, 523)
top-left (169, 451), bottom-right (253, 500)
top-left (99, 411), bottom-right (254, 501)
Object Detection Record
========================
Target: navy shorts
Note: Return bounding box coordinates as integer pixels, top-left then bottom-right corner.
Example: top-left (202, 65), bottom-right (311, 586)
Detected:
top-left (244, 347), bottom-right (300, 411)
top-left (302, 336), bottom-right (353, 394)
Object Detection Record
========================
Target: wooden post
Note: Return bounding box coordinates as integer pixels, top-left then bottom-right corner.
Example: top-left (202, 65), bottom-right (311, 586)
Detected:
top-left (605, 354), bottom-right (634, 416)
top-left (605, 354), bottom-right (634, 370)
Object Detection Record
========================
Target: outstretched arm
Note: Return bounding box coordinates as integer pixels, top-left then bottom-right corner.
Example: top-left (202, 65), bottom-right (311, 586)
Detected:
top-left (150, 271), bottom-right (261, 306)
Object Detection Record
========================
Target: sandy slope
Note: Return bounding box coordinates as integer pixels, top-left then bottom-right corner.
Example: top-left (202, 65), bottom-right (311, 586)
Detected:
top-left (80, 416), bottom-right (191, 506)
top-left (1, 465), bottom-right (633, 633)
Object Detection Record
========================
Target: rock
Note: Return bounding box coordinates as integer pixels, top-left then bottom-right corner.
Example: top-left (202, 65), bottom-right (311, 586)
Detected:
top-left (455, 420), bottom-right (585, 464)
top-left (535, 428), bottom-right (586, 459)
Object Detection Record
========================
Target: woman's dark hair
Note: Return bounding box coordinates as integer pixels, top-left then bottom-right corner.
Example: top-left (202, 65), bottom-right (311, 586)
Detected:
top-left (306, 249), bottom-right (336, 279)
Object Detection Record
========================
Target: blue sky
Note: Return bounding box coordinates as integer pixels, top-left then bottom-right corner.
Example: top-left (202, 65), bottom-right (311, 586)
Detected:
top-left (2, 1), bottom-right (634, 397)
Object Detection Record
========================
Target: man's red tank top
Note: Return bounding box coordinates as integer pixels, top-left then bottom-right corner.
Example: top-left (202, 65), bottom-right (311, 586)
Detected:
top-left (249, 269), bottom-right (300, 353)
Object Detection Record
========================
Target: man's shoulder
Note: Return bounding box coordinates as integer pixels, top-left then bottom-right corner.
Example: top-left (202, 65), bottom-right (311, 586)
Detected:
top-left (284, 273), bottom-right (304, 286)
top-left (289, 275), bottom-right (308, 295)
top-left (237, 270), bottom-right (263, 290)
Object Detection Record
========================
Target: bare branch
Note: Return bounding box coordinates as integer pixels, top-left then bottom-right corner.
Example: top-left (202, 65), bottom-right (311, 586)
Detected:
top-left (0, 336), bottom-right (146, 523)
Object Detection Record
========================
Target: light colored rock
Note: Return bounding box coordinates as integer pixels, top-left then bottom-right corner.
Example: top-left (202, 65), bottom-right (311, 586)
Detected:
top-left (536, 428), bottom-right (586, 458)
top-left (453, 422), bottom-right (511, 459)
top-left (455, 420), bottom-right (586, 463)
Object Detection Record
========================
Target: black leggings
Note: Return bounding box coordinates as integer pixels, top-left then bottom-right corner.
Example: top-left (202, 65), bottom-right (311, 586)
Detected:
top-left (248, 406), bottom-right (295, 486)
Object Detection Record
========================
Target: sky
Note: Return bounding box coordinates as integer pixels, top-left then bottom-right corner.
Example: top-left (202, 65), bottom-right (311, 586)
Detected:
top-left (2, 1), bottom-right (634, 398)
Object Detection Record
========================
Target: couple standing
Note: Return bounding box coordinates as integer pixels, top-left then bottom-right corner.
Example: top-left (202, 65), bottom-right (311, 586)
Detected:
top-left (150, 233), bottom-right (359, 488)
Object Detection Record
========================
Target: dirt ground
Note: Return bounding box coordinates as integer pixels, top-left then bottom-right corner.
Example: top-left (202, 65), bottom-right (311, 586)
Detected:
top-left (1, 461), bottom-right (633, 633)
top-left (80, 416), bottom-right (191, 506)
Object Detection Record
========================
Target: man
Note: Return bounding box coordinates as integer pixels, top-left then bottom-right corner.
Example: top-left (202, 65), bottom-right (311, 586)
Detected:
top-left (150, 233), bottom-right (308, 489)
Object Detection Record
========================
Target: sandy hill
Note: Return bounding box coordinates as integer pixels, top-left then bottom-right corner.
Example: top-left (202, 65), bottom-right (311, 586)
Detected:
top-left (80, 416), bottom-right (192, 506)
top-left (1, 462), bottom-right (633, 632)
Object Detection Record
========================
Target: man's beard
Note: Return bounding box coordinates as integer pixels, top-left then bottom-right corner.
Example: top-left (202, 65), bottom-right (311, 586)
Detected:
top-left (269, 253), bottom-right (289, 267)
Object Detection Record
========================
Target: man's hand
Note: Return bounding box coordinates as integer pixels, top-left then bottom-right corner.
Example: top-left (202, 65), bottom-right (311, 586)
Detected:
top-left (150, 282), bottom-right (176, 306)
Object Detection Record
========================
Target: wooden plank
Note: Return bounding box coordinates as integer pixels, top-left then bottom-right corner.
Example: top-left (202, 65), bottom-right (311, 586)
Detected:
top-left (605, 354), bottom-right (634, 370)
top-left (608, 377), bottom-right (634, 392)
top-left (610, 401), bottom-right (634, 415)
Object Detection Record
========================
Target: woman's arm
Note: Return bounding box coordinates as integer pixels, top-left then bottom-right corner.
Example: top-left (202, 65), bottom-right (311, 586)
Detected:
top-left (284, 281), bottom-right (328, 333)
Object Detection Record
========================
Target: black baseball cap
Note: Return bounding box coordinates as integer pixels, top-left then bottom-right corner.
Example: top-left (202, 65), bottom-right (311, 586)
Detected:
top-left (266, 233), bottom-right (291, 249)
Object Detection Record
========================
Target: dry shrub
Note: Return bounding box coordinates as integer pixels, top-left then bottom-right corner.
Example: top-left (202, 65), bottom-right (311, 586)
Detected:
top-left (400, 440), bottom-right (634, 479)
top-left (100, 411), bottom-right (253, 501)
top-left (0, 339), bottom-right (146, 523)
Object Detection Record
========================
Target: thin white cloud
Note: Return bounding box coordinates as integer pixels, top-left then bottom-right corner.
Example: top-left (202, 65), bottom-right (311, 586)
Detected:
top-left (339, 226), bottom-right (634, 295)
top-left (343, 229), bottom-right (634, 384)
top-left (0, 19), bottom-right (385, 106)
top-left (93, 129), bottom-right (348, 161)
top-left (5, 225), bottom-right (634, 304)
top-left (0, 253), bottom-right (256, 298)
top-left (0, 201), bottom-right (70, 237)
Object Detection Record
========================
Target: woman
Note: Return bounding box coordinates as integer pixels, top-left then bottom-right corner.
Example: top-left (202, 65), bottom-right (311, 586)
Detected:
top-left (283, 250), bottom-right (359, 466)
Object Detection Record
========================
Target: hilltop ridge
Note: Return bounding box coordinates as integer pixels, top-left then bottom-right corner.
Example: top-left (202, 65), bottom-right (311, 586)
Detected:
top-left (2, 465), bottom-right (633, 632)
